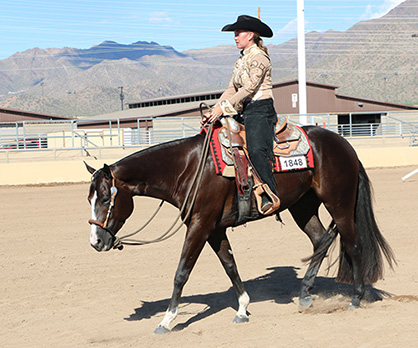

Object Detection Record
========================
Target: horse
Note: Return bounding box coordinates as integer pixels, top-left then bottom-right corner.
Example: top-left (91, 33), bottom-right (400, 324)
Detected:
top-left (85, 124), bottom-right (395, 334)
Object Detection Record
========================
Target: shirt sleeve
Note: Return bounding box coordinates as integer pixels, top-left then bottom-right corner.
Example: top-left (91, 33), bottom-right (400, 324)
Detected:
top-left (216, 77), bottom-right (238, 115)
top-left (217, 53), bottom-right (270, 116)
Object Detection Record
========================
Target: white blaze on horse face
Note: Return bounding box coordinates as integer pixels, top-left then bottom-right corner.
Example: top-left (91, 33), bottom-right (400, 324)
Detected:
top-left (90, 191), bottom-right (99, 245)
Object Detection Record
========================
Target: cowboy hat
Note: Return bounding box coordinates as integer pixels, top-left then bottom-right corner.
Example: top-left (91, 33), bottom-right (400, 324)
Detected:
top-left (221, 15), bottom-right (273, 38)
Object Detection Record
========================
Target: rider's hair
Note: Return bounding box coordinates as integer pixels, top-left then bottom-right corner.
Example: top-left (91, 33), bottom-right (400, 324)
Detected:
top-left (253, 33), bottom-right (269, 55)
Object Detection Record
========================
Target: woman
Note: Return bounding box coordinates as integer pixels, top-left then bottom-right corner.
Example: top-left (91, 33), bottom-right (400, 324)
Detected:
top-left (201, 15), bottom-right (279, 214)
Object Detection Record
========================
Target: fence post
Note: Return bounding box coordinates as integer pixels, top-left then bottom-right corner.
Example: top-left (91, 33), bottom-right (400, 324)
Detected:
top-left (15, 122), bottom-right (19, 146)
top-left (109, 121), bottom-right (113, 146)
top-left (117, 119), bottom-right (121, 146)
top-left (71, 121), bottom-right (75, 148)
top-left (137, 119), bottom-right (140, 145)
top-left (23, 121), bottom-right (27, 149)
top-left (181, 118), bottom-right (185, 138)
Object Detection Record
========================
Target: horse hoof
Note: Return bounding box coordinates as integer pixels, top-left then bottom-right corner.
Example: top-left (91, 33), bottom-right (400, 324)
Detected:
top-left (349, 297), bottom-right (361, 309)
top-left (233, 315), bottom-right (249, 324)
top-left (154, 325), bottom-right (170, 335)
top-left (348, 302), bottom-right (360, 310)
top-left (299, 295), bottom-right (313, 307)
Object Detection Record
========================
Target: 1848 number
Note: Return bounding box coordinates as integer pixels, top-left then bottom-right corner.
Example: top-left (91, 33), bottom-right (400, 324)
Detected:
top-left (279, 155), bottom-right (307, 171)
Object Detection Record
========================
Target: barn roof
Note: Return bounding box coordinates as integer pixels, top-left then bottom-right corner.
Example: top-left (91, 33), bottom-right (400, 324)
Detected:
top-left (0, 107), bottom-right (73, 123)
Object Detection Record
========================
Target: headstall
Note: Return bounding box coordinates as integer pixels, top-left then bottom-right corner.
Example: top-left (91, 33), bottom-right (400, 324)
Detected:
top-left (88, 169), bottom-right (118, 231)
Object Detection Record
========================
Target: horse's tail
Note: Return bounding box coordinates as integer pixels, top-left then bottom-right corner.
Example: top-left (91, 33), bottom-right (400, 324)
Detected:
top-left (337, 161), bottom-right (396, 284)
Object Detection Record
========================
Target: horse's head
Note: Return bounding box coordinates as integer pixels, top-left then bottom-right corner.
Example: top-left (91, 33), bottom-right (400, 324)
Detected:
top-left (85, 162), bottom-right (134, 251)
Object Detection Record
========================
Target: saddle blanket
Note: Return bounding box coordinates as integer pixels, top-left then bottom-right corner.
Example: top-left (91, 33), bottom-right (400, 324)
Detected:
top-left (202, 121), bottom-right (314, 177)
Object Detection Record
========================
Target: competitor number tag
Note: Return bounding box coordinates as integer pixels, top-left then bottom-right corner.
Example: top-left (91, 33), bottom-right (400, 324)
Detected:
top-left (279, 155), bottom-right (308, 171)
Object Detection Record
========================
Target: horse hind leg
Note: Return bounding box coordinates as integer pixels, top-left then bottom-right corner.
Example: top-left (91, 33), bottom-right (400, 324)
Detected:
top-left (208, 229), bottom-right (250, 323)
top-left (300, 222), bottom-right (338, 307)
top-left (289, 192), bottom-right (337, 307)
top-left (332, 217), bottom-right (365, 309)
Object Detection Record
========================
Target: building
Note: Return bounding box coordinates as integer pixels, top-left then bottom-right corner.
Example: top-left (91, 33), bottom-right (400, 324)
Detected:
top-left (0, 108), bottom-right (74, 149)
top-left (123, 79), bottom-right (418, 127)
top-left (3, 80), bottom-right (418, 130)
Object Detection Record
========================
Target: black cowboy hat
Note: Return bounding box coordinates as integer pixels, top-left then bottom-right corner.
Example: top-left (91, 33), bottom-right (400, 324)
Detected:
top-left (221, 15), bottom-right (273, 38)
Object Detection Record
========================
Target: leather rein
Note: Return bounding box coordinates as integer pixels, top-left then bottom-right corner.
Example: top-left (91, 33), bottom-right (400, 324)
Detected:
top-left (88, 103), bottom-right (214, 250)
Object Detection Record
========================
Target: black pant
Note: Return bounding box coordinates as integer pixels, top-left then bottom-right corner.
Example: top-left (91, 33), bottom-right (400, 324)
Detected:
top-left (243, 98), bottom-right (278, 195)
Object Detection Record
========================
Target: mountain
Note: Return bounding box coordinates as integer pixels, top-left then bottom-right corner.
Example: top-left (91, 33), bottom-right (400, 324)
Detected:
top-left (305, 0), bottom-right (418, 103)
top-left (268, 0), bottom-right (418, 103)
top-left (66, 40), bottom-right (186, 68)
top-left (0, 39), bottom-right (235, 116)
top-left (0, 0), bottom-right (417, 116)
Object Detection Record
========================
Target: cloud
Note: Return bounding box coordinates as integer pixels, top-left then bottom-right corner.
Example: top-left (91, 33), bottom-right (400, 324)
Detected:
top-left (275, 17), bottom-right (315, 43)
top-left (276, 18), bottom-right (298, 37)
top-left (361, 0), bottom-right (405, 20)
top-left (148, 12), bottom-right (178, 25)
top-left (276, 18), bottom-right (299, 40)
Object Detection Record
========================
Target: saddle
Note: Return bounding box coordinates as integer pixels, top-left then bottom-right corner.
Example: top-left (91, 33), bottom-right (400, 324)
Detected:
top-left (218, 115), bottom-right (310, 167)
top-left (215, 115), bottom-right (312, 221)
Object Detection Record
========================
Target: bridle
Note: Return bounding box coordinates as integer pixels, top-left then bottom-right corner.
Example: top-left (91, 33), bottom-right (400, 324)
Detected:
top-left (88, 170), bottom-right (123, 249)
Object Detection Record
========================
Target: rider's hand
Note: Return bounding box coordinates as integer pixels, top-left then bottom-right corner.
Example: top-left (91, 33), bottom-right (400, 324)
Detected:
top-left (201, 105), bottom-right (223, 127)
top-left (200, 112), bottom-right (211, 127)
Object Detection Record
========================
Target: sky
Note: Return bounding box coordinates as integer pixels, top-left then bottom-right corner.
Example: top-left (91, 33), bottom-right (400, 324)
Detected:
top-left (0, 0), bottom-right (407, 60)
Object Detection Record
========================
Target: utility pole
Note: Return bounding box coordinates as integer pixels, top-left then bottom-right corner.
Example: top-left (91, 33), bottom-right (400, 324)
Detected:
top-left (118, 86), bottom-right (124, 110)
top-left (297, 0), bottom-right (308, 124)
top-left (40, 81), bottom-right (46, 112)
top-left (40, 82), bottom-right (46, 98)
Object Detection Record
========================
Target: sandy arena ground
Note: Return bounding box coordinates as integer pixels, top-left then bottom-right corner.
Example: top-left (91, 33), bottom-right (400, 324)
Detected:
top-left (1, 165), bottom-right (418, 347)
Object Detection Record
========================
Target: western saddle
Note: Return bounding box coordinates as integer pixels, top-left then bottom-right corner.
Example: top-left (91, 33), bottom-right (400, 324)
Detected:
top-left (217, 115), bottom-right (308, 222)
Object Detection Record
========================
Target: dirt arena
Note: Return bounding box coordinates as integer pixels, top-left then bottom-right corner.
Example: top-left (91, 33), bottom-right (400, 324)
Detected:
top-left (1, 165), bottom-right (418, 347)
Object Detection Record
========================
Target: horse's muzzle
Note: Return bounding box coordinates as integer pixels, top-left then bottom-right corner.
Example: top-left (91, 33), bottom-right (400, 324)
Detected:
top-left (89, 219), bottom-right (123, 251)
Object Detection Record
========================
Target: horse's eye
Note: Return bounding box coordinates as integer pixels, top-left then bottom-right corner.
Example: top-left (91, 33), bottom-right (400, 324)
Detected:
top-left (101, 196), bottom-right (110, 205)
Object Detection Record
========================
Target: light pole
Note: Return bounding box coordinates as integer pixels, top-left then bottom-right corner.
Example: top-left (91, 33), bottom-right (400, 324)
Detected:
top-left (118, 86), bottom-right (124, 110)
top-left (297, 0), bottom-right (307, 124)
top-left (40, 82), bottom-right (46, 98)
top-left (382, 77), bottom-right (388, 102)
top-left (40, 82), bottom-right (46, 111)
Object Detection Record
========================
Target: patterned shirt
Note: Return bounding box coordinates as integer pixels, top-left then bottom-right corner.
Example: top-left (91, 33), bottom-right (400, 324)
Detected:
top-left (217, 44), bottom-right (273, 115)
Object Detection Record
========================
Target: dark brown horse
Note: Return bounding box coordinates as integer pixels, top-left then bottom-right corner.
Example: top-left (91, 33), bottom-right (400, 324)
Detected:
top-left (85, 125), bottom-right (395, 334)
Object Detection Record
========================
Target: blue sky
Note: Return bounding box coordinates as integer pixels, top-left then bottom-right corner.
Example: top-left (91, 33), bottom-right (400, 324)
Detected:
top-left (0, 0), bottom-right (406, 59)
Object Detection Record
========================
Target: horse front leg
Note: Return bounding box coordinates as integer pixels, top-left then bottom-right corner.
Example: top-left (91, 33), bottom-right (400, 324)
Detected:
top-left (208, 229), bottom-right (250, 323)
top-left (154, 225), bottom-right (208, 334)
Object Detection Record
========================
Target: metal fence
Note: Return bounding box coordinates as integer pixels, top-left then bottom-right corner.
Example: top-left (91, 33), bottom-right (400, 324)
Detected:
top-left (1, 112), bottom-right (417, 163)
top-left (328, 120), bottom-right (418, 138)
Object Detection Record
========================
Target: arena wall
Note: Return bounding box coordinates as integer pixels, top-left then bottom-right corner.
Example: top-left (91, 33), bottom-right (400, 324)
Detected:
top-left (1, 146), bottom-right (417, 186)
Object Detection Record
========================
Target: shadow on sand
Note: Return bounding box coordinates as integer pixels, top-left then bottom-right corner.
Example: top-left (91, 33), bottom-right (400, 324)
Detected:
top-left (125, 266), bottom-right (391, 331)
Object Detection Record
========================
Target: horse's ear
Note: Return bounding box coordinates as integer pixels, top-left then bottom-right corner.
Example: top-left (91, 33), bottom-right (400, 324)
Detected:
top-left (102, 164), bottom-right (112, 179)
top-left (84, 161), bottom-right (96, 175)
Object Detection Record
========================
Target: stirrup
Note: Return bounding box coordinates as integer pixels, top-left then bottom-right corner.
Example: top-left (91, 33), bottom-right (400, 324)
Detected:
top-left (254, 183), bottom-right (280, 215)
top-left (261, 193), bottom-right (273, 212)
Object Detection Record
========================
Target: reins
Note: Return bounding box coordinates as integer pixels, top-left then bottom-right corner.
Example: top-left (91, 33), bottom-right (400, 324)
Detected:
top-left (96, 103), bottom-right (214, 249)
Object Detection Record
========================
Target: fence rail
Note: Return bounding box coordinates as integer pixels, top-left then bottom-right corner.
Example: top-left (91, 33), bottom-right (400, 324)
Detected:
top-left (1, 113), bottom-right (417, 163)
